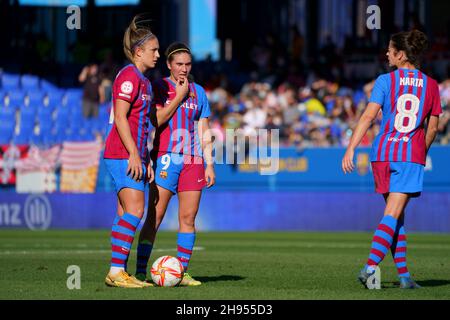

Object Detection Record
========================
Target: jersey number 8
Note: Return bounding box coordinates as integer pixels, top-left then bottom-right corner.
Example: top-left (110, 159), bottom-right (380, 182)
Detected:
top-left (394, 93), bottom-right (420, 133)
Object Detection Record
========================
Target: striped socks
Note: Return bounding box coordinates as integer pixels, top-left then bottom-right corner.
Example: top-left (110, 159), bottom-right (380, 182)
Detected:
top-left (391, 220), bottom-right (410, 278)
top-left (110, 213), bottom-right (141, 274)
top-left (136, 241), bottom-right (153, 275)
top-left (366, 215), bottom-right (398, 270)
top-left (177, 232), bottom-right (196, 272)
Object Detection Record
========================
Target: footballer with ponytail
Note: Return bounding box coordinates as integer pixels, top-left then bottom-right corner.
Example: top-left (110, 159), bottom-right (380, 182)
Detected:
top-left (342, 29), bottom-right (442, 290)
top-left (103, 14), bottom-right (160, 288)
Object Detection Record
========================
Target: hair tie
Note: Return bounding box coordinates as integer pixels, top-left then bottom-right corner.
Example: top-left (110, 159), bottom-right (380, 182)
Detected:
top-left (167, 48), bottom-right (191, 59)
top-left (131, 32), bottom-right (154, 51)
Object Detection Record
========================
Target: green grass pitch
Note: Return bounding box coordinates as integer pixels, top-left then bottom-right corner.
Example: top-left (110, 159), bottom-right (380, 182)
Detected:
top-left (1, 230), bottom-right (449, 300)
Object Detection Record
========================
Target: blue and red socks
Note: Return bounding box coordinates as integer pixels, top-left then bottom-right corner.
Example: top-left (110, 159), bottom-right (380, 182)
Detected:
top-left (366, 215), bottom-right (398, 270)
top-left (110, 213), bottom-right (140, 274)
top-left (391, 220), bottom-right (410, 278)
top-left (177, 232), bottom-right (196, 272)
top-left (135, 241), bottom-right (153, 275)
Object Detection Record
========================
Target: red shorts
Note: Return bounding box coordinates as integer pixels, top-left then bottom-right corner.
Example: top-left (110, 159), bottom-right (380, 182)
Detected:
top-left (154, 153), bottom-right (206, 194)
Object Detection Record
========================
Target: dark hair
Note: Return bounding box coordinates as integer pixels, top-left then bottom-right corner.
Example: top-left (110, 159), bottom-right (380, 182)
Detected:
top-left (390, 30), bottom-right (428, 68)
top-left (165, 42), bottom-right (191, 62)
top-left (123, 14), bottom-right (156, 62)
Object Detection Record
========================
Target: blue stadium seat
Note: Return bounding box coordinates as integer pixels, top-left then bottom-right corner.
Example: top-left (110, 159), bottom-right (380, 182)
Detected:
top-left (26, 90), bottom-right (46, 107)
top-left (21, 75), bottom-right (40, 91)
top-left (30, 132), bottom-right (43, 145)
top-left (1, 74), bottom-right (20, 91)
top-left (67, 102), bottom-right (83, 117)
top-left (19, 106), bottom-right (36, 129)
top-left (53, 126), bottom-right (67, 144)
top-left (41, 79), bottom-right (59, 92)
top-left (45, 90), bottom-right (65, 109)
top-left (5, 90), bottom-right (25, 109)
top-left (0, 106), bottom-right (15, 123)
top-left (12, 133), bottom-right (29, 145)
top-left (0, 127), bottom-right (13, 144)
top-left (0, 109), bottom-right (15, 144)
top-left (64, 88), bottom-right (83, 107)
top-left (0, 90), bottom-right (5, 105)
top-left (55, 108), bottom-right (70, 127)
top-left (65, 127), bottom-right (82, 142)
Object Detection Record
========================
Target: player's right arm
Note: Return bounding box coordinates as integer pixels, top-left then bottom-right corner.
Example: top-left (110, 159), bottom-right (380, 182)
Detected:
top-left (342, 74), bottom-right (387, 173)
top-left (342, 102), bottom-right (381, 173)
top-left (114, 99), bottom-right (143, 181)
top-left (155, 77), bottom-right (189, 126)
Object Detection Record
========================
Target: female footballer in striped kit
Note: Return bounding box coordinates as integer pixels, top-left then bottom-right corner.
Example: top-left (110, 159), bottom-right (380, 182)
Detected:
top-left (135, 42), bottom-right (215, 286)
top-left (342, 30), bottom-right (442, 289)
top-left (102, 15), bottom-right (159, 288)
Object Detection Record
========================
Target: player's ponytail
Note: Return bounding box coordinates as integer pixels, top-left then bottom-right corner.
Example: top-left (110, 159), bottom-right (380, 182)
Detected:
top-left (165, 42), bottom-right (191, 63)
top-left (123, 14), bottom-right (156, 63)
top-left (391, 30), bottom-right (428, 68)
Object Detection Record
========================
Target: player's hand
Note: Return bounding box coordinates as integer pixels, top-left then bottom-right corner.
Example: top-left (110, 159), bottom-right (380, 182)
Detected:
top-left (342, 148), bottom-right (355, 174)
top-left (148, 163), bottom-right (155, 184)
top-left (175, 76), bottom-right (189, 100)
top-left (127, 151), bottom-right (143, 181)
top-left (205, 165), bottom-right (215, 188)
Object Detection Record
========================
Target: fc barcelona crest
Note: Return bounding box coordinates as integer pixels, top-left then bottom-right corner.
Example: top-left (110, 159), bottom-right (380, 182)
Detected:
top-left (160, 171), bottom-right (168, 179)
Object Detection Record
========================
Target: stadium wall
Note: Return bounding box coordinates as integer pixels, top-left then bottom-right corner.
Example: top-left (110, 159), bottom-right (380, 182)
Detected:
top-left (1, 146), bottom-right (449, 232)
top-left (0, 191), bottom-right (449, 232)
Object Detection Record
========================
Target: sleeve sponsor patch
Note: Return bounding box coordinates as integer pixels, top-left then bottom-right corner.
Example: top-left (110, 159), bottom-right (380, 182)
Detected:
top-left (120, 81), bottom-right (134, 94)
top-left (118, 93), bottom-right (131, 99)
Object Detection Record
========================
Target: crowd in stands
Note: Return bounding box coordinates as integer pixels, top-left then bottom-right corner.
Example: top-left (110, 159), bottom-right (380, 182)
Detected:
top-left (0, 69), bottom-right (449, 149)
top-left (206, 77), bottom-right (450, 148)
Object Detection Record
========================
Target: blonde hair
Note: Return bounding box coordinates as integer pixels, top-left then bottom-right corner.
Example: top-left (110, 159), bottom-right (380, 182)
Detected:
top-left (123, 15), bottom-right (156, 63)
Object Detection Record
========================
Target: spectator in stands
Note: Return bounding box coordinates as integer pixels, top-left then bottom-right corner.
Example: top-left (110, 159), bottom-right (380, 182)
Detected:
top-left (78, 63), bottom-right (101, 118)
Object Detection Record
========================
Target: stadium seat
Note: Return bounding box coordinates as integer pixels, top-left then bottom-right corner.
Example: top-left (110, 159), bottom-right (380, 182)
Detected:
top-left (45, 90), bottom-right (65, 109)
top-left (26, 90), bottom-right (46, 107)
top-left (68, 101), bottom-right (83, 115)
top-left (19, 106), bottom-right (36, 129)
top-left (63, 88), bottom-right (83, 107)
top-left (1, 73), bottom-right (20, 91)
top-left (21, 74), bottom-right (40, 91)
top-left (5, 90), bottom-right (25, 110)
top-left (0, 110), bottom-right (15, 144)
top-left (65, 127), bottom-right (82, 141)
top-left (12, 133), bottom-right (29, 145)
top-left (55, 108), bottom-right (70, 127)
top-left (30, 132), bottom-right (42, 145)
top-left (40, 79), bottom-right (59, 92)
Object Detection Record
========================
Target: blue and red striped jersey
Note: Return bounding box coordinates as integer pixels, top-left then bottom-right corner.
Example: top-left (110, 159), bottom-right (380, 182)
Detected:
top-left (369, 68), bottom-right (442, 165)
top-left (151, 77), bottom-right (211, 158)
top-left (104, 64), bottom-right (153, 163)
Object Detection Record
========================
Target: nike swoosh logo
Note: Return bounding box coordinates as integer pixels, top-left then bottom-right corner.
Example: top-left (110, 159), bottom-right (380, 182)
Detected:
top-left (197, 179), bottom-right (204, 183)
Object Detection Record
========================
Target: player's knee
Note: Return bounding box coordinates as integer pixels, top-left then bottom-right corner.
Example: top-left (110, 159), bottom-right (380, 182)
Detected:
top-left (179, 213), bottom-right (196, 228)
top-left (124, 206), bottom-right (145, 219)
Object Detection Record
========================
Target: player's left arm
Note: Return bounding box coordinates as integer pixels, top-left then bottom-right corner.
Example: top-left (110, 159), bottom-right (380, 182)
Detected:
top-left (199, 117), bottom-right (215, 188)
top-left (425, 80), bottom-right (443, 154)
top-left (198, 88), bottom-right (215, 188)
top-left (425, 115), bottom-right (439, 153)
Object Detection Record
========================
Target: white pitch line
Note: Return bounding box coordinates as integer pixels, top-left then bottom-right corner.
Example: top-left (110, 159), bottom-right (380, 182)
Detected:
top-left (0, 246), bottom-right (205, 255)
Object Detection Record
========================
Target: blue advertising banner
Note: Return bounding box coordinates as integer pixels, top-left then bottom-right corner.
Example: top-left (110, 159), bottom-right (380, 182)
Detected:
top-left (94, 146), bottom-right (450, 192)
top-left (0, 191), bottom-right (449, 232)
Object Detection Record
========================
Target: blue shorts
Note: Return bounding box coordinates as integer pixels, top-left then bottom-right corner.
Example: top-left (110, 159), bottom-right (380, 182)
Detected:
top-left (371, 161), bottom-right (424, 197)
top-left (104, 159), bottom-right (148, 193)
top-left (153, 153), bottom-right (206, 194)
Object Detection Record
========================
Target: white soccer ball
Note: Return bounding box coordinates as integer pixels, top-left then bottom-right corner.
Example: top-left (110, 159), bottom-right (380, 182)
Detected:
top-left (150, 255), bottom-right (184, 287)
